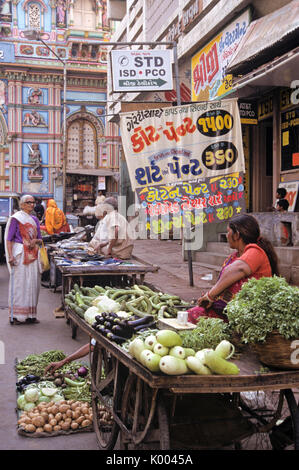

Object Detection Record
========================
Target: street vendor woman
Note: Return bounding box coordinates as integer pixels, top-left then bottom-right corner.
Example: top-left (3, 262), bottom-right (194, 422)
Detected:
top-left (41, 198), bottom-right (70, 235)
top-left (188, 214), bottom-right (279, 324)
top-left (88, 197), bottom-right (134, 260)
top-left (5, 194), bottom-right (43, 324)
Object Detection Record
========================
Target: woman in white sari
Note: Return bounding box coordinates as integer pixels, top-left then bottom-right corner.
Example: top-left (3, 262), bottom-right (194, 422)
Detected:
top-left (5, 195), bottom-right (43, 324)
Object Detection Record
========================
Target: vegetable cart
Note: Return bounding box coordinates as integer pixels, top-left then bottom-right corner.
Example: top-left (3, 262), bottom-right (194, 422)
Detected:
top-left (65, 307), bottom-right (299, 451)
top-left (57, 256), bottom-right (159, 338)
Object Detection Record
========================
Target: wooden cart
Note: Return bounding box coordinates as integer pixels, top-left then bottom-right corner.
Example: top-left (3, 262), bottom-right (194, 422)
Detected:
top-left (66, 308), bottom-right (299, 451)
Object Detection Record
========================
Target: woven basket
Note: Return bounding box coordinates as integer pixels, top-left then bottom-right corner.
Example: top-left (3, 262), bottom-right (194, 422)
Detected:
top-left (251, 330), bottom-right (299, 370)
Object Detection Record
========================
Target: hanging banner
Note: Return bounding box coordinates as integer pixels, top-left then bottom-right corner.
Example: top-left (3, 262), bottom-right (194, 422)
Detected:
top-left (120, 98), bottom-right (245, 191)
top-left (136, 172), bottom-right (246, 234)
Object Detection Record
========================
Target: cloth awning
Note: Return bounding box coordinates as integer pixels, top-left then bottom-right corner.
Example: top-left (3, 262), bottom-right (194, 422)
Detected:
top-left (66, 168), bottom-right (117, 177)
top-left (227, 0), bottom-right (299, 76)
top-left (228, 45), bottom-right (299, 99)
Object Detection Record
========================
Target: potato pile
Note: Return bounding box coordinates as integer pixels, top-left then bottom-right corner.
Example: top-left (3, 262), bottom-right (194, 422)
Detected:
top-left (17, 399), bottom-right (93, 433)
top-left (98, 405), bottom-right (113, 427)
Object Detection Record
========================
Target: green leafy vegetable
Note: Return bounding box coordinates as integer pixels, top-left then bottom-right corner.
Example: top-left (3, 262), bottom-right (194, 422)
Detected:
top-left (225, 276), bottom-right (299, 344)
top-left (179, 318), bottom-right (231, 350)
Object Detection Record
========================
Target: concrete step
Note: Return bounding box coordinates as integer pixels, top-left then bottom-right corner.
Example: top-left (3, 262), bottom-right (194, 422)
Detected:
top-left (194, 251), bottom-right (227, 266)
top-left (206, 241), bottom-right (234, 256)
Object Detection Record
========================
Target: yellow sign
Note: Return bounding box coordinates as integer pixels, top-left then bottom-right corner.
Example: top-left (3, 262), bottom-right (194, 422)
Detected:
top-left (191, 9), bottom-right (250, 101)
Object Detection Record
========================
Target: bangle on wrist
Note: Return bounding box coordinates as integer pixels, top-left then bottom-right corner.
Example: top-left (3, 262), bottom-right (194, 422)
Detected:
top-left (207, 291), bottom-right (216, 302)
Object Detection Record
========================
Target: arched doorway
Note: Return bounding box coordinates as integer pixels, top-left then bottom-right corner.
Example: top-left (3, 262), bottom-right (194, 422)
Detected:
top-left (67, 118), bottom-right (98, 169)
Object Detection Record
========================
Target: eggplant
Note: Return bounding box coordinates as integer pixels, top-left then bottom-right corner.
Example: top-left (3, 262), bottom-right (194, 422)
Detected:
top-left (95, 315), bottom-right (104, 324)
top-left (111, 324), bottom-right (134, 339)
top-left (133, 321), bottom-right (157, 332)
top-left (106, 332), bottom-right (127, 344)
top-left (127, 315), bottom-right (154, 327)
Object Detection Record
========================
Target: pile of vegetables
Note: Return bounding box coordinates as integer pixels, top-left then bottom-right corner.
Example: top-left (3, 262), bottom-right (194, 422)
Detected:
top-left (128, 329), bottom-right (239, 376)
top-left (179, 317), bottom-right (231, 351)
top-left (17, 351), bottom-right (92, 408)
top-left (65, 283), bottom-right (190, 321)
top-left (17, 400), bottom-right (93, 434)
top-left (17, 382), bottom-right (64, 411)
top-left (91, 312), bottom-right (156, 345)
top-left (225, 276), bottom-right (299, 344)
top-left (16, 351), bottom-right (66, 378)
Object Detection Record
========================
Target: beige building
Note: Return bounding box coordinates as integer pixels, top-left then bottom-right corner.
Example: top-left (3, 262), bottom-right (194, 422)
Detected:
top-left (107, 0), bottom-right (299, 213)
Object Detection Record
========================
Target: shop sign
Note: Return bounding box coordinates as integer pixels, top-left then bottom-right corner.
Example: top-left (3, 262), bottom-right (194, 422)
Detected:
top-left (119, 98), bottom-right (244, 191)
top-left (258, 95), bottom-right (273, 120)
top-left (166, 0), bottom-right (203, 41)
top-left (191, 9), bottom-right (250, 101)
top-left (110, 50), bottom-right (173, 92)
top-left (98, 176), bottom-right (106, 190)
top-left (239, 100), bottom-right (257, 124)
top-left (182, 0), bottom-right (202, 32)
top-left (136, 172), bottom-right (246, 233)
top-left (280, 89), bottom-right (293, 111)
top-left (281, 108), bottom-right (299, 172)
top-left (0, 43), bottom-right (15, 63)
top-left (278, 181), bottom-right (299, 212)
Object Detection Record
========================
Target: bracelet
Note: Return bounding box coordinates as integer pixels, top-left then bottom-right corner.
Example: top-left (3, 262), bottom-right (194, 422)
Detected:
top-left (207, 291), bottom-right (216, 302)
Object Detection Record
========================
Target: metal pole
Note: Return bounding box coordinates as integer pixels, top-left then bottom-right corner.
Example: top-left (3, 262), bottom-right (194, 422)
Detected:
top-left (173, 42), bottom-right (193, 287)
top-left (62, 62), bottom-right (67, 214)
top-left (37, 36), bottom-right (67, 213)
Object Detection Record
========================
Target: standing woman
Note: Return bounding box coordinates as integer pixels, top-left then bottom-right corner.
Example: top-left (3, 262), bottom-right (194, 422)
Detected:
top-left (5, 195), bottom-right (43, 324)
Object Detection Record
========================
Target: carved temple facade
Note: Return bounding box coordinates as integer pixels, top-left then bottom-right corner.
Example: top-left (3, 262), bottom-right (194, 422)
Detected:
top-left (0, 0), bottom-right (121, 212)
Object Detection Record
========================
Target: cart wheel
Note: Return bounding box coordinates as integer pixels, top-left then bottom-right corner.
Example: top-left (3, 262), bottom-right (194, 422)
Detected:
top-left (120, 373), bottom-right (170, 450)
top-left (91, 343), bottom-right (122, 450)
top-left (236, 390), bottom-right (297, 450)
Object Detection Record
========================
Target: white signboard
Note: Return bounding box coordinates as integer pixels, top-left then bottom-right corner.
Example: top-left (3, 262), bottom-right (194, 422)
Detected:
top-left (111, 49), bottom-right (173, 92)
top-left (120, 98), bottom-right (245, 190)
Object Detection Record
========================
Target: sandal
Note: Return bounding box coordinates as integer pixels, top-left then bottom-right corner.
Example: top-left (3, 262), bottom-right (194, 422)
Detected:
top-left (11, 318), bottom-right (26, 325)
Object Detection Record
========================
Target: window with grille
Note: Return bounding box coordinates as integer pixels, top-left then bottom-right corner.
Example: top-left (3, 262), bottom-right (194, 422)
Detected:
top-left (28, 3), bottom-right (41, 29)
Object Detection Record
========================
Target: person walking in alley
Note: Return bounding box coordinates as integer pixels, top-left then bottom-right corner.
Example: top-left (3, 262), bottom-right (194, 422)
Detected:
top-left (5, 195), bottom-right (43, 324)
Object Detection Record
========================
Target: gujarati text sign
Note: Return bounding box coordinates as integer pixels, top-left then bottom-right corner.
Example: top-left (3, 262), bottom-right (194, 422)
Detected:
top-left (120, 98), bottom-right (245, 191)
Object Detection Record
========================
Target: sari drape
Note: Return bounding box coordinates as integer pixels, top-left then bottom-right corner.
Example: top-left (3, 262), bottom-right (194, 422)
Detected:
top-left (5, 211), bottom-right (42, 322)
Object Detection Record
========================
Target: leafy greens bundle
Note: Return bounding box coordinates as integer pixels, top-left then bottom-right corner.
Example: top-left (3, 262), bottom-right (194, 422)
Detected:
top-left (225, 276), bottom-right (299, 344)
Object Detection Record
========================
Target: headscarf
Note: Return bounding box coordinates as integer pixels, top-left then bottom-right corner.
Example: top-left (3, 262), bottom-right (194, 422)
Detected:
top-left (45, 199), bottom-right (66, 235)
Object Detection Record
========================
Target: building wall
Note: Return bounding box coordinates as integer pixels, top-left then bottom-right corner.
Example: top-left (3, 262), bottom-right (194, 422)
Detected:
top-left (107, 0), bottom-right (298, 212)
top-left (0, 0), bottom-right (120, 204)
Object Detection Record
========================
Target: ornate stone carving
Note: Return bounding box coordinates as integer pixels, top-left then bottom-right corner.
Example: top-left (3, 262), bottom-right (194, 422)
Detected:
top-left (28, 143), bottom-right (43, 180)
top-left (23, 110), bottom-right (46, 127)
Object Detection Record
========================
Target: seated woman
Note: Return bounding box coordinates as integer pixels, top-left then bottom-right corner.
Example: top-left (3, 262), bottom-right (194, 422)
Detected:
top-left (188, 214), bottom-right (279, 324)
top-left (41, 199), bottom-right (70, 235)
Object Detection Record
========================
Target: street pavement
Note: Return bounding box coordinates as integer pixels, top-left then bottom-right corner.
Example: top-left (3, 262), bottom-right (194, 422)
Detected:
top-left (0, 238), bottom-right (214, 451)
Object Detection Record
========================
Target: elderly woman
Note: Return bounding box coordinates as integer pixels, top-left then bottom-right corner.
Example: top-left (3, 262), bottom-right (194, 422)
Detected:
top-left (188, 214), bottom-right (279, 324)
top-left (5, 195), bottom-right (43, 324)
top-left (42, 199), bottom-right (70, 235)
top-left (88, 197), bottom-right (134, 259)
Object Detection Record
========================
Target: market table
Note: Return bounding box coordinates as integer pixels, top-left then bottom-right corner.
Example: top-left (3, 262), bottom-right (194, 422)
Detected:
top-left (54, 255), bottom-right (159, 338)
top-left (65, 307), bottom-right (299, 451)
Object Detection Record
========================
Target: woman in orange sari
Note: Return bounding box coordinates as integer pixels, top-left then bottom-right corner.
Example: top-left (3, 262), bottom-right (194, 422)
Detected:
top-left (188, 214), bottom-right (279, 324)
top-left (42, 199), bottom-right (70, 235)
